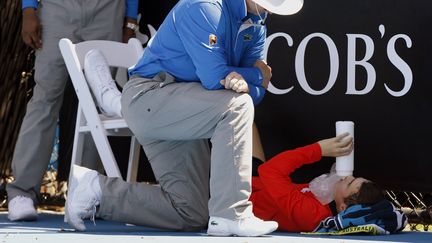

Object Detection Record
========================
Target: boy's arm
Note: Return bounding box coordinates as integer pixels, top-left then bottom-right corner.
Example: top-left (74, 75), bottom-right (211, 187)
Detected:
top-left (259, 143), bottom-right (332, 231)
top-left (258, 143), bottom-right (322, 200)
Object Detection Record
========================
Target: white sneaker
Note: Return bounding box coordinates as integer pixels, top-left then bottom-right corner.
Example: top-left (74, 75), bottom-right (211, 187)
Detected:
top-left (84, 49), bottom-right (122, 117)
top-left (207, 216), bottom-right (278, 237)
top-left (65, 165), bottom-right (102, 231)
top-left (8, 196), bottom-right (38, 221)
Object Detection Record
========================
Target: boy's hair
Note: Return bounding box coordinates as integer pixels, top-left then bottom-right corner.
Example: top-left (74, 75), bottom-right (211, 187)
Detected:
top-left (344, 181), bottom-right (384, 206)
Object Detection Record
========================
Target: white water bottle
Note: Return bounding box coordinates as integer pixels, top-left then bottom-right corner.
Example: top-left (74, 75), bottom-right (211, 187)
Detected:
top-left (335, 121), bottom-right (354, 176)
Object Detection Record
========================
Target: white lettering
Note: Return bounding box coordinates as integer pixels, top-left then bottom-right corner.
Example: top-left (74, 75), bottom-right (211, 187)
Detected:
top-left (296, 33), bottom-right (339, 95)
top-left (385, 34), bottom-right (413, 97)
top-left (264, 32), bottom-right (294, 95)
top-left (346, 34), bottom-right (376, 95)
top-left (264, 27), bottom-right (413, 97)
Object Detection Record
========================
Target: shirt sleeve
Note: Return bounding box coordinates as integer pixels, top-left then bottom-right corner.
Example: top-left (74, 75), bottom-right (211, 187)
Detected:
top-left (231, 25), bottom-right (267, 87)
top-left (125, 0), bottom-right (138, 19)
top-left (258, 143), bottom-right (333, 231)
top-left (248, 83), bottom-right (265, 105)
top-left (230, 25), bottom-right (267, 104)
top-left (22, 0), bottom-right (38, 9)
top-left (230, 66), bottom-right (263, 87)
top-left (175, 2), bottom-right (264, 104)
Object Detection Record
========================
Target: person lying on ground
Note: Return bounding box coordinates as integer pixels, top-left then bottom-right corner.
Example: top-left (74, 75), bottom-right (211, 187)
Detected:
top-left (250, 133), bottom-right (407, 233)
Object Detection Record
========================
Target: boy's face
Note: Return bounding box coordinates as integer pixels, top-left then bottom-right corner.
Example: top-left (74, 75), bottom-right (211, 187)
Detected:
top-left (333, 176), bottom-right (369, 212)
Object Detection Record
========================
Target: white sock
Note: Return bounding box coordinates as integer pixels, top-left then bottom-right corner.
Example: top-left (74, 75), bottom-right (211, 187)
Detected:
top-left (101, 89), bottom-right (122, 117)
top-left (111, 95), bottom-right (122, 117)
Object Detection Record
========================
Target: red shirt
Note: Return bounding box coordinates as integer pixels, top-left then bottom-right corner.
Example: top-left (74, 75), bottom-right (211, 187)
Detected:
top-left (250, 143), bottom-right (333, 232)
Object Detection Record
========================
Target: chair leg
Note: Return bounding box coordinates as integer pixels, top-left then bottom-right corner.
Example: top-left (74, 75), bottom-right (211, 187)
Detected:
top-left (90, 126), bottom-right (122, 178)
top-left (71, 108), bottom-right (86, 167)
top-left (126, 136), bottom-right (140, 182)
top-left (66, 107), bottom-right (86, 223)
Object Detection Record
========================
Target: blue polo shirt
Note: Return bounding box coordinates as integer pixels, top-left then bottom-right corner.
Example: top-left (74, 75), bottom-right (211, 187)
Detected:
top-left (22, 0), bottom-right (138, 19)
top-left (129, 0), bottom-right (267, 104)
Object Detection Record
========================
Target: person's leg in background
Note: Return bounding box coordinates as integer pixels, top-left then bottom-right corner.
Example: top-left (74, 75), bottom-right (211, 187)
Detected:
top-left (6, 0), bottom-right (82, 221)
top-left (7, 0), bottom-right (125, 221)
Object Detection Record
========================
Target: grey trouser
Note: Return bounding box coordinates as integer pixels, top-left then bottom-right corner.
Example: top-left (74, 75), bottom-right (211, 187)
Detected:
top-left (7, 0), bottom-right (125, 203)
top-left (97, 73), bottom-right (254, 230)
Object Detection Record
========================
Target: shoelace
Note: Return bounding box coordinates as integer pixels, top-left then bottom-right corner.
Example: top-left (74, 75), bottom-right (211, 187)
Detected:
top-left (90, 203), bottom-right (97, 226)
top-left (95, 65), bottom-right (118, 93)
top-left (238, 216), bottom-right (263, 227)
top-left (83, 198), bottom-right (99, 226)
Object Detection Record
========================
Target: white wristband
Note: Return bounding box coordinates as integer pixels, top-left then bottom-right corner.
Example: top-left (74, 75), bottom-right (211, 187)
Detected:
top-left (125, 22), bottom-right (138, 31)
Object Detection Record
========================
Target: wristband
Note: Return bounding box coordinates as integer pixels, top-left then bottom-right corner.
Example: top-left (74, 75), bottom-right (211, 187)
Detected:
top-left (125, 22), bottom-right (138, 31)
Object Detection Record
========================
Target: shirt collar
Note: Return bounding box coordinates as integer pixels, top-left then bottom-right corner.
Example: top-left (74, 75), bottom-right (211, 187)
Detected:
top-left (244, 11), bottom-right (267, 25)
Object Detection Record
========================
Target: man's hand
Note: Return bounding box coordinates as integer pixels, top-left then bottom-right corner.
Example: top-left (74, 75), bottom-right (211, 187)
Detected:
top-left (254, 60), bottom-right (272, 89)
top-left (22, 8), bottom-right (42, 49)
top-left (220, 71), bottom-right (249, 93)
top-left (122, 18), bottom-right (137, 43)
top-left (318, 133), bottom-right (353, 157)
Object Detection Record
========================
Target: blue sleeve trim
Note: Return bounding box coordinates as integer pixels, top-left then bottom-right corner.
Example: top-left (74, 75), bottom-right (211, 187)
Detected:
top-left (126, 0), bottom-right (138, 19)
top-left (248, 84), bottom-right (265, 105)
top-left (230, 66), bottom-right (263, 86)
top-left (22, 0), bottom-right (38, 9)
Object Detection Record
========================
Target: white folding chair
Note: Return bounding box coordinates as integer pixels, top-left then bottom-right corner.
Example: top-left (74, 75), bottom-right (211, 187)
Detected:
top-left (59, 38), bottom-right (144, 182)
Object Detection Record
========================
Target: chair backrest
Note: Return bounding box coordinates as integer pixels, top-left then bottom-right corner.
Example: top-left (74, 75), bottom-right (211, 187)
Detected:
top-left (59, 38), bottom-right (144, 179)
top-left (63, 38), bottom-right (144, 70)
top-left (59, 38), bottom-right (144, 122)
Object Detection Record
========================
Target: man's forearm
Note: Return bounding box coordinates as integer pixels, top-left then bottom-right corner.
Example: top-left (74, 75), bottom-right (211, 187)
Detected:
top-left (248, 84), bottom-right (265, 105)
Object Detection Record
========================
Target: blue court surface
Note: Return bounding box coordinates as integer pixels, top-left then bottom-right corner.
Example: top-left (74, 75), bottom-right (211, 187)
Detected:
top-left (1, 212), bottom-right (431, 243)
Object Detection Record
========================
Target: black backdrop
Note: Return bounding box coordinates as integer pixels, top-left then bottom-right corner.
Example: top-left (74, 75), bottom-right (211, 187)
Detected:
top-left (66, 0), bottom-right (431, 192)
top-left (256, 0), bottom-right (432, 192)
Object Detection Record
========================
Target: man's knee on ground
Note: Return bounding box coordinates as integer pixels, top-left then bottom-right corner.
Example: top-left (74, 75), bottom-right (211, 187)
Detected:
top-left (175, 207), bottom-right (209, 231)
top-left (170, 194), bottom-right (209, 230)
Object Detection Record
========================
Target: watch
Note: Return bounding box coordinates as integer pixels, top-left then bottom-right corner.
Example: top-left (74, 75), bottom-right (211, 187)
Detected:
top-left (125, 22), bottom-right (139, 31)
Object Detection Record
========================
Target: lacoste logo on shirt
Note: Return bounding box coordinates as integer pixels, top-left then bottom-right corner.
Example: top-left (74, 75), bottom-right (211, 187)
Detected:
top-left (243, 34), bottom-right (252, 41)
top-left (209, 34), bottom-right (217, 46)
top-left (210, 221), bottom-right (218, 226)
